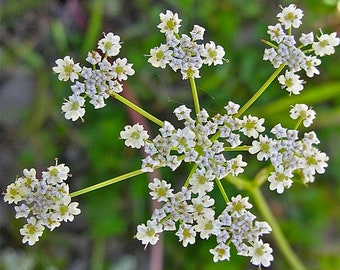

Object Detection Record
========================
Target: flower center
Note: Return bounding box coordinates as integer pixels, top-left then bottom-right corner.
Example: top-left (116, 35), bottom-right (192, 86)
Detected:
top-left (156, 51), bottom-right (165, 60)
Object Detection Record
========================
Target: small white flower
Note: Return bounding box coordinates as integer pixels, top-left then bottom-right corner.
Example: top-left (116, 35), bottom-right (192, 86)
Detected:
top-left (174, 105), bottom-right (192, 120)
top-left (20, 217), bottom-right (45, 246)
top-left (190, 194), bottom-right (215, 219)
top-left (249, 239), bottom-right (273, 267)
top-left (136, 219), bottom-right (163, 248)
top-left (61, 94), bottom-right (86, 121)
top-left (111, 58), bottom-right (135, 81)
top-left (268, 166), bottom-right (293, 194)
top-left (277, 4), bottom-right (304, 29)
top-left (97, 32), bottom-right (121, 57)
top-left (173, 127), bottom-right (196, 153)
top-left (3, 181), bottom-right (24, 204)
top-left (157, 10), bottom-right (182, 35)
top-left (159, 121), bottom-right (175, 137)
top-left (301, 148), bottom-right (329, 175)
top-left (249, 135), bottom-right (274, 161)
top-left (224, 101), bottom-right (240, 115)
top-left (181, 64), bottom-right (200, 79)
top-left (120, 123), bottom-right (149, 149)
top-left (53, 196), bottom-right (81, 222)
top-left (43, 214), bottom-right (61, 231)
top-left (302, 55), bottom-right (321, 78)
top-left (52, 56), bottom-right (82, 82)
top-left (98, 58), bottom-right (112, 71)
top-left (267, 23), bottom-right (285, 43)
top-left (289, 104), bottom-right (316, 127)
top-left (209, 243), bottom-right (231, 262)
top-left (225, 195), bottom-right (252, 217)
top-left (303, 131), bottom-right (320, 145)
top-left (190, 25), bottom-right (205, 41)
top-left (70, 82), bottom-right (86, 95)
top-left (194, 216), bottom-right (221, 239)
top-left (108, 80), bottom-right (123, 93)
top-left (240, 115), bottom-right (265, 138)
top-left (175, 223), bottom-right (196, 247)
top-left (227, 154), bottom-right (247, 176)
top-left (263, 48), bottom-right (277, 61)
top-left (42, 162), bottom-right (70, 185)
top-left (89, 94), bottom-right (105, 109)
top-left (202, 41), bottom-right (225, 66)
top-left (278, 70), bottom-right (304, 95)
top-left (271, 123), bottom-right (287, 139)
top-left (148, 44), bottom-right (173, 68)
top-left (312, 32), bottom-right (340, 57)
top-left (189, 168), bottom-right (215, 195)
top-left (141, 156), bottom-right (160, 172)
top-left (14, 204), bottom-right (30, 219)
top-left (85, 51), bottom-right (102, 65)
top-left (299, 32), bottom-right (314, 46)
top-left (148, 178), bottom-right (173, 202)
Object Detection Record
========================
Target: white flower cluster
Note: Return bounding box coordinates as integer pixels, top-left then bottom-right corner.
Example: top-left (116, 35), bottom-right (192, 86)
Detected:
top-left (121, 103), bottom-right (272, 266)
top-left (148, 10), bottom-right (225, 79)
top-left (263, 4), bottom-right (339, 95)
top-left (122, 102), bottom-right (264, 178)
top-left (3, 161), bottom-right (81, 245)
top-left (249, 106), bottom-right (328, 194)
top-left (53, 32), bottom-right (135, 121)
top-left (136, 180), bottom-right (273, 267)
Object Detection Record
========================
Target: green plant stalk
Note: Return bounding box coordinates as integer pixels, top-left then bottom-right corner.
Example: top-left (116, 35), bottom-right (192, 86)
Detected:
top-left (294, 117), bottom-right (303, 130)
top-left (224, 146), bottom-right (250, 152)
top-left (189, 76), bottom-right (200, 114)
top-left (184, 163), bottom-right (198, 187)
top-left (112, 93), bottom-right (164, 127)
top-left (215, 179), bottom-right (229, 203)
top-left (251, 188), bottom-right (306, 270)
top-left (235, 64), bottom-right (285, 118)
top-left (70, 168), bottom-right (146, 197)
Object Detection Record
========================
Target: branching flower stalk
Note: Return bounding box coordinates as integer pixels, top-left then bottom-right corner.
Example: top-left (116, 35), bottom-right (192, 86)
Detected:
top-left (3, 4), bottom-right (339, 269)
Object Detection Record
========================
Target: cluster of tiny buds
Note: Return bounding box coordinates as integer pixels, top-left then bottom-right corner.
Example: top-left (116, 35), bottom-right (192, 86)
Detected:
top-left (3, 160), bottom-right (80, 245)
top-left (148, 10), bottom-right (226, 79)
top-left (263, 4), bottom-right (339, 95)
top-left (121, 101), bottom-right (327, 195)
top-left (53, 32), bottom-right (135, 121)
top-left (136, 181), bottom-right (273, 267)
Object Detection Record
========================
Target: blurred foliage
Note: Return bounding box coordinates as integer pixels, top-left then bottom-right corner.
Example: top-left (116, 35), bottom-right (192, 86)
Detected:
top-left (1, 0), bottom-right (339, 269)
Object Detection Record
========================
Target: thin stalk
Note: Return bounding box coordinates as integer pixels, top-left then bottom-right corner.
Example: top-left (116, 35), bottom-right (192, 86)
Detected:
top-left (70, 168), bottom-right (146, 197)
top-left (261, 39), bottom-right (279, 50)
top-left (189, 77), bottom-right (200, 114)
top-left (112, 93), bottom-right (164, 127)
top-left (235, 64), bottom-right (285, 118)
top-left (224, 146), bottom-right (250, 152)
top-left (294, 117), bottom-right (303, 130)
top-left (251, 189), bottom-right (306, 270)
top-left (215, 179), bottom-right (229, 203)
top-left (184, 164), bottom-right (198, 187)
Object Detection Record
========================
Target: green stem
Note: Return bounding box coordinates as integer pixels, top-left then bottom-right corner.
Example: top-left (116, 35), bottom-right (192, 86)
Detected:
top-left (215, 179), bottom-right (229, 203)
top-left (189, 77), bottom-right (200, 114)
top-left (112, 93), bottom-right (164, 127)
top-left (70, 168), bottom-right (146, 197)
top-left (184, 164), bottom-right (198, 187)
top-left (224, 145), bottom-right (250, 152)
top-left (294, 117), bottom-right (303, 130)
top-left (261, 39), bottom-right (278, 50)
top-left (235, 64), bottom-right (285, 118)
top-left (251, 189), bottom-right (306, 270)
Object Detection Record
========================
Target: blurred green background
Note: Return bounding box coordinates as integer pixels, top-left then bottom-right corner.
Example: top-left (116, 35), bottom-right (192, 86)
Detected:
top-left (1, 0), bottom-right (339, 269)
